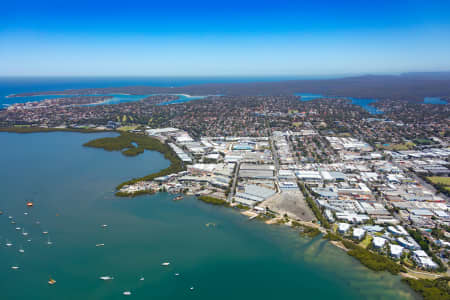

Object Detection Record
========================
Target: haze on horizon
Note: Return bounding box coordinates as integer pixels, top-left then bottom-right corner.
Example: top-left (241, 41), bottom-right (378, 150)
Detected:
top-left (1, 0), bottom-right (450, 77)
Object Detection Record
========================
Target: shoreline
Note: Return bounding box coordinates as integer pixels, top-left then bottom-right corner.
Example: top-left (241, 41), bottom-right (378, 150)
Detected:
top-left (0, 127), bottom-right (113, 134)
top-left (81, 131), bottom-right (185, 194)
top-left (0, 127), bottom-right (446, 299)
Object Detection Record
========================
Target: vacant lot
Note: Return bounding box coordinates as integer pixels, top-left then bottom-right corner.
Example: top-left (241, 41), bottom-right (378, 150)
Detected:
top-left (262, 191), bottom-right (316, 222)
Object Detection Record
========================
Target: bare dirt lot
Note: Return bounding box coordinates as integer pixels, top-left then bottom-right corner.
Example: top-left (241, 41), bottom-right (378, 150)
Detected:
top-left (262, 191), bottom-right (316, 222)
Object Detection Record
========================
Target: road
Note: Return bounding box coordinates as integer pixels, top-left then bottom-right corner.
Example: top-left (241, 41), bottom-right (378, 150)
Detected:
top-left (227, 162), bottom-right (240, 203)
top-left (269, 135), bottom-right (280, 191)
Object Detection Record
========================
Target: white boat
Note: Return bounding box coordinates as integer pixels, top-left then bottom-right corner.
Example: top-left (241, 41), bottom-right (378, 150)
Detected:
top-left (11, 266), bottom-right (20, 270)
top-left (42, 231), bottom-right (48, 235)
top-left (123, 291), bottom-right (131, 296)
top-left (6, 241), bottom-right (13, 247)
top-left (139, 277), bottom-right (145, 281)
top-left (175, 273), bottom-right (180, 276)
top-left (27, 239), bottom-right (32, 242)
top-left (11, 221), bottom-right (16, 224)
top-left (22, 229), bottom-right (28, 236)
top-left (99, 276), bottom-right (114, 281)
top-left (19, 249), bottom-right (24, 253)
top-left (8, 216), bottom-right (13, 219)
top-left (96, 243), bottom-right (105, 247)
top-left (47, 237), bottom-right (53, 245)
top-left (15, 227), bottom-right (21, 230)
top-left (190, 286), bottom-right (195, 291)
top-left (24, 212), bottom-right (28, 216)
top-left (161, 262), bottom-right (170, 266)
top-left (101, 224), bottom-right (108, 228)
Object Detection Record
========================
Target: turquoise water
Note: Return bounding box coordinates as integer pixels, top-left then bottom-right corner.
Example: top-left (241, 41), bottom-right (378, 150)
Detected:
top-left (0, 76), bottom-right (321, 107)
top-left (0, 132), bottom-right (418, 299)
top-left (295, 93), bottom-right (383, 114)
top-left (424, 97), bottom-right (447, 104)
top-left (2, 93), bottom-right (209, 107)
top-left (157, 94), bottom-right (208, 105)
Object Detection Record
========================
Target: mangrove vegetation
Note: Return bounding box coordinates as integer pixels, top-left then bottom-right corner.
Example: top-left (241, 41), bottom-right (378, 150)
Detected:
top-left (83, 132), bottom-right (185, 195)
top-left (197, 195), bottom-right (229, 206)
top-left (402, 277), bottom-right (450, 300)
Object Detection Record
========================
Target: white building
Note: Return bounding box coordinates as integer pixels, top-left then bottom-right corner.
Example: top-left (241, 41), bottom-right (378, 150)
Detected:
top-left (387, 225), bottom-right (408, 236)
top-left (338, 223), bottom-right (351, 234)
top-left (412, 250), bottom-right (438, 270)
top-left (352, 228), bottom-right (366, 240)
top-left (389, 244), bottom-right (404, 259)
top-left (372, 237), bottom-right (387, 249)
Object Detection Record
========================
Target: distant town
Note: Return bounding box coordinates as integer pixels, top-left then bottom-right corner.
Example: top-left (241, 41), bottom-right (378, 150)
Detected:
top-left (1, 87), bottom-right (450, 296)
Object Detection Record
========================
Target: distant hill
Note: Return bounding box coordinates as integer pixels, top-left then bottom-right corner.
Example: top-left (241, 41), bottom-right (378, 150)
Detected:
top-left (11, 74), bottom-right (450, 102)
top-left (400, 71), bottom-right (450, 80)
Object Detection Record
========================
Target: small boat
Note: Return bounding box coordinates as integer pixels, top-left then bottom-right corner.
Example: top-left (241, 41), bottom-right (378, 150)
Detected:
top-left (173, 195), bottom-right (183, 201)
top-left (139, 277), bottom-right (145, 281)
top-left (175, 273), bottom-right (180, 276)
top-left (24, 212), bottom-right (28, 216)
top-left (11, 266), bottom-right (20, 270)
top-left (101, 224), bottom-right (108, 228)
top-left (190, 286), bottom-right (195, 291)
top-left (22, 229), bottom-right (28, 236)
top-left (11, 221), bottom-right (16, 224)
top-left (99, 276), bottom-right (114, 281)
top-left (26, 201), bottom-right (33, 207)
top-left (123, 291), bottom-right (131, 296)
top-left (161, 262), bottom-right (170, 266)
top-left (18, 249), bottom-right (24, 253)
top-left (42, 231), bottom-right (49, 235)
top-left (48, 278), bottom-right (56, 285)
top-left (6, 241), bottom-right (13, 247)
top-left (47, 237), bottom-right (53, 245)
top-left (96, 243), bottom-right (105, 247)
top-left (27, 239), bottom-right (32, 242)
top-left (8, 216), bottom-right (13, 219)
top-left (15, 227), bottom-right (21, 230)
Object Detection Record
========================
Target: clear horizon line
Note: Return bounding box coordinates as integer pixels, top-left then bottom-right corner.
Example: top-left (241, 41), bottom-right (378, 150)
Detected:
top-left (0, 70), bottom-right (449, 78)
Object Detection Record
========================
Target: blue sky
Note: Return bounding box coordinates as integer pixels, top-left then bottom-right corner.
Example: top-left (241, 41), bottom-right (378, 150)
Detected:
top-left (1, 0), bottom-right (450, 76)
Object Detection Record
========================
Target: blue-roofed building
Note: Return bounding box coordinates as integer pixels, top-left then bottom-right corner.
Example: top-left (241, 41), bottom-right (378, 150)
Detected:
top-left (233, 143), bottom-right (255, 151)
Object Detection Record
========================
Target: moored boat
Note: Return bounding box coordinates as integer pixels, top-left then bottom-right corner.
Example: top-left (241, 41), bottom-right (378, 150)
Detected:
top-left (173, 195), bottom-right (183, 201)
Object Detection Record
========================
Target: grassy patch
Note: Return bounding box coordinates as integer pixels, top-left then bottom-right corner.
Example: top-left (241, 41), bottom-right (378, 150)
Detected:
top-left (377, 142), bottom-right (415, 151)
top-left (358, 235), bottom-right (373, 249)
top-left (427, 177), bottom-right (450, 186)
top-left (117, 125), bottom-right (140, 131)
